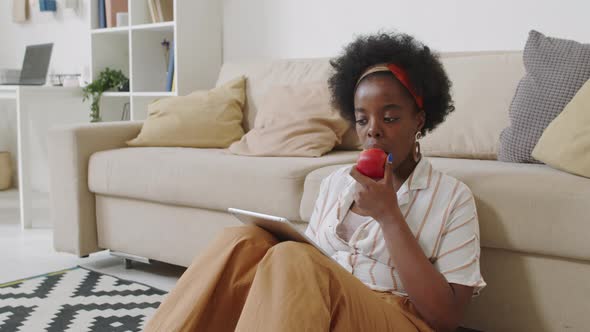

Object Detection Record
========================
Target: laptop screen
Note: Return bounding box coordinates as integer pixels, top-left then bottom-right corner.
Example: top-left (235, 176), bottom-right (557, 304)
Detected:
top-left (19, 43), bottom-right (53, 84)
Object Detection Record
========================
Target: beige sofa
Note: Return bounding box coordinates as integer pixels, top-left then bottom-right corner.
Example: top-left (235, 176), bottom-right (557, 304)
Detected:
top-left (48, 51), bottom-right (590, 332)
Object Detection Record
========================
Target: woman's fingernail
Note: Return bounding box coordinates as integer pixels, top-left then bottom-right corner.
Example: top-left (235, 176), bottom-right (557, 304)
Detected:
top-left (387, 153), bottom-right (393, 163)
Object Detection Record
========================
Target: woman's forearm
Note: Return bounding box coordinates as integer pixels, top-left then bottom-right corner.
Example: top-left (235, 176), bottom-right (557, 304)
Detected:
top-left (378, 209), bottom-right (460, 331)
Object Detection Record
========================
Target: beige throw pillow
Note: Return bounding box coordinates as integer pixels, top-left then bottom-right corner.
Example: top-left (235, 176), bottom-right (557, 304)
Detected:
top-left (421, 52), bottom-right (524, 160)
top-left (228, 82), bottom-right (349, 157)
top-left (127, 76), bottom-right (246, 148)
top-left (334, 126), bottom-right (362, 151)
top-left (532, 79), bottom-right (590, 178)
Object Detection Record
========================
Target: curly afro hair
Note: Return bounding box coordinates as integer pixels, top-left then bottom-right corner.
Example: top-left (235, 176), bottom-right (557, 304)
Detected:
top-left (328, 32), bottom-right (454, 136)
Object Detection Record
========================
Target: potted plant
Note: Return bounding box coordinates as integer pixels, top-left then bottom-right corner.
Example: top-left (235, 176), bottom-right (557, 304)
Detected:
top-left (82, 68), bottom-right (129, 122)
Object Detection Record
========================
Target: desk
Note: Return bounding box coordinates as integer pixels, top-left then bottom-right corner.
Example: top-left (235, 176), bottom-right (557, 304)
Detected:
top-left (0, 86), bottom-right (88, 229)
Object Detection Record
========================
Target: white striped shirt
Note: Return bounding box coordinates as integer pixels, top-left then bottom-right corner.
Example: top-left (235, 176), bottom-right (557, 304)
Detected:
top-left (305, 157), bottom-right (486, 296)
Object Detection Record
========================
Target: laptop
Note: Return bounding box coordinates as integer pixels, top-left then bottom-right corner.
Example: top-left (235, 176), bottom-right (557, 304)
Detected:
top-left (0, 43), bottom-right (53, 86)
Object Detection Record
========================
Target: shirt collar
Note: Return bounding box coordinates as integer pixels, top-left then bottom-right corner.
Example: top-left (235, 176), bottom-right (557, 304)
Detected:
top-left (397, 156), bottom-right (433, 194)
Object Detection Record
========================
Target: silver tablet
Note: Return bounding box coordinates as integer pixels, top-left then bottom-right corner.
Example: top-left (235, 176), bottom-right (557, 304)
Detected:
top-left (228, 207), bottom-right (333, 258)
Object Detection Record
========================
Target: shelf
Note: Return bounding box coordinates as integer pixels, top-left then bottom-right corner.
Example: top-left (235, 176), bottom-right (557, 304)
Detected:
top-left (103, 92), bottom-right (175, 97)
top-left (90, 0), bottom-right (221, 120)
top-left (91, 26), bottom-right (129, 35)
top-left (131, 26), bottom-right (174, 92)
top-left (133, 92), bottom-right (176, 97)
top-left (129, 0), bottom-right (175, 26)
top-left (91, 32), bottom-right (130, 84)
top-left (98, 97), bottom-right (131, 122)
top-left (0, 88), bottom-right (17, 99)
top-left (131, 21), bottom-right (175, 32)
top-left (102, 92), bottom-right (130, 97)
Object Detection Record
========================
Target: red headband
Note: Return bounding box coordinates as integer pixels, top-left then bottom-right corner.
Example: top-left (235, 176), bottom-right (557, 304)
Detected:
top-left (356, 63), bottom-right (424, 109)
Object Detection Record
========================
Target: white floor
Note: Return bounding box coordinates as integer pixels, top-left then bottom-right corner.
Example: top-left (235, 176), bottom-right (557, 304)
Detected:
top-left (0, 193), bottom-right (184, 292)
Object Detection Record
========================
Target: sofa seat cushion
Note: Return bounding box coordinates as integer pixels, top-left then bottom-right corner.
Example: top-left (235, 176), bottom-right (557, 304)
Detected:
top-left (89, 147), bottom-right (359, 221)
top-left (300, 158), bottom-right (590, 261)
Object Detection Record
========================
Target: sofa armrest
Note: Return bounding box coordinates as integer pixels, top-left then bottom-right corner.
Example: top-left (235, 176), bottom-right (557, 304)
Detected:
top-left (48, 121), bottom-right (143, 256)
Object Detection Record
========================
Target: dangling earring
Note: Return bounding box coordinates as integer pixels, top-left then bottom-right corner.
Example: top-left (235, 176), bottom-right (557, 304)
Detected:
top-left (413, 131), bottom-right (423, 162)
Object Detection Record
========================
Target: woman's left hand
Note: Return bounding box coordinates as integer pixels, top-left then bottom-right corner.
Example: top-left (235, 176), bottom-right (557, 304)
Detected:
top-left (349, 156), bottom-right (401, 223)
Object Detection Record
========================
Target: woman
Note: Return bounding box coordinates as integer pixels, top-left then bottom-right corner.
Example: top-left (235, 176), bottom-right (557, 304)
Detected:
top-left (146, 32), bottom-right (485, 332)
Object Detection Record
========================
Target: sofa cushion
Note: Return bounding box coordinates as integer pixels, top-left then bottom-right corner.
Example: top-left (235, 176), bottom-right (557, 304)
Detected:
top-left (217, 51), bottom-right (523, 158)
top-left (127, 76), bottom-right (246, 148)
top-left (228, 82), bottom-right (349, 157)
top-left (421, 52), bottom-right (524, 160)
top-left (532, 78), bottom-right (590, 178)
top-left (499, 30), bottom-right (590, 163)
top-left (217, 59), bottom-right (332, 131)
top-left (88, 147), bottom-right (359, 222)
top-left (217, 59), bottom-right (361, 151)
top-left (300, 158), bottom-right (590, 261)
top-left (300, 164), bottom-right (345, 221)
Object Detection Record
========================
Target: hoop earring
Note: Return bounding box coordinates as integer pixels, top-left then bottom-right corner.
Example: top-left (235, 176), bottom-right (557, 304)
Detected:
top-left (413, 131), bottom-right (423, 162)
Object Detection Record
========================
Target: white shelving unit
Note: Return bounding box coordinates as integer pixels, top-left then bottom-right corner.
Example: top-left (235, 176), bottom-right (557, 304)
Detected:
top-left (89, 0), bottom-right (222, 121)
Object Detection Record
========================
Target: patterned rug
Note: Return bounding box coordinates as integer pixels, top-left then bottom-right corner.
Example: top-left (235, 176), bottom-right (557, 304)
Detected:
top-left (0, 267), bottom-right (167, 332)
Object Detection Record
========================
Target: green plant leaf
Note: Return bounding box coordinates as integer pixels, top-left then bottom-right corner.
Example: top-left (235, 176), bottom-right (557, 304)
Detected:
top-left (81, 68), bottom-right (129, 122)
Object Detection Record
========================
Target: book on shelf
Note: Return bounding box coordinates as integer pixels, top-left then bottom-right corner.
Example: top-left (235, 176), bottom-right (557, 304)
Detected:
top-left (160, 0), bottom-right (174, 22)
top-left (147, 0), bottom-right (158, 23)
top-left (105, 0), bottom-right (128, 28)
top-left (165, 41), bottom-right (175, 92)
top-left (147, 0), bottom-right (174, 23)
top-left (40, 0), bottom-right (57, 12)
top-left (171, 71), bottom-right (177, 93)
top-left (98, 0), bottom-right (106, 28)
top-left (155, 0), bottom-right (163, 22)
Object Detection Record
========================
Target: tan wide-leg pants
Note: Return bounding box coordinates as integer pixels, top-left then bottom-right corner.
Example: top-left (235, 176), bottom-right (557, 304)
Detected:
top-left (145, 225), bottom-right (433, 332)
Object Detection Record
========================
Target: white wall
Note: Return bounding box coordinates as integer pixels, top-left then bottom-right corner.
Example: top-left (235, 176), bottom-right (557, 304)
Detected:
top-left (0, 0), bottom-right (90, 191)
top-left (0, 0), bottom-right (90, 74)
top-left (223, 0), bottom-right (590, 61)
